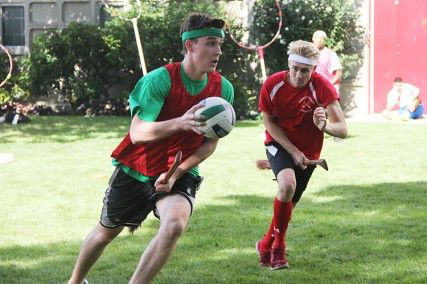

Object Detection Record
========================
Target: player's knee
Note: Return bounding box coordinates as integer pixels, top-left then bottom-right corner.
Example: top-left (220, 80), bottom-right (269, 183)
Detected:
top-left (162, 218), bottom-right (187, 239)
top-left (90, 232), bottom-right (111, 246)
top-left (278, 182), bottom-right (295, 200)
top-left (91, 227), bottom-right (118, 245)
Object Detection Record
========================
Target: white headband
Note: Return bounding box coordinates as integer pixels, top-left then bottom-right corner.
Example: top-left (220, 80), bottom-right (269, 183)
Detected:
top-left (288, 54), bottom-right (317, 66)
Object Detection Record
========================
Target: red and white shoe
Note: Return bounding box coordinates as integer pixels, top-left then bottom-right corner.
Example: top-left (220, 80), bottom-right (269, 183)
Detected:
top-left (256, 240), bottom-right (271, 267)
top-left (270, 247), bottom-right (289, 270)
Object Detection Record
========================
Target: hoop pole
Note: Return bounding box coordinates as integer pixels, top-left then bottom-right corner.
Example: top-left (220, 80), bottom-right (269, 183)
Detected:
top-left (102, 0), bottom-right (147, 75)
top-left (131, 18), bottom-right (147, 75)
top-left (0, 44), bottom-right (13, 88)
top-left (257, 47), bottom-right (267, 82)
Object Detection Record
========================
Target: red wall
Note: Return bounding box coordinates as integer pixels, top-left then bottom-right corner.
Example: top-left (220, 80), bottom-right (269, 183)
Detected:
top-left (373, 0), bottom-right (427, 112)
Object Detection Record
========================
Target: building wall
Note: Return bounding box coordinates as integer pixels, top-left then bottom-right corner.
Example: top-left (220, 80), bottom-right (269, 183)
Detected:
top-left (372, 0), bottom-right (427, 113)
top-left (310, 0), bottom-right (427, 116)
top-left (0, 0), bottom-right (124, 54)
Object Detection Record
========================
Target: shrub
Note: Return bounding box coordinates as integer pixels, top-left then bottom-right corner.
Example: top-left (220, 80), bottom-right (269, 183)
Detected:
top-left (249, 0), bottom-right (365, 79)
top-left (26, 23), bottom-right (115, 108)
top-left (246, 0), bottom-right (365, 111)
top-left (0, 52), bottom-right (30, 104)
top-left (19, 0), bottom-right (364, 116)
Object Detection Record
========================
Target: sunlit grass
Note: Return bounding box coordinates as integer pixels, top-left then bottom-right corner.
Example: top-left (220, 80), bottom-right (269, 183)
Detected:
top-left (0, 116), bottom-right (426, 283)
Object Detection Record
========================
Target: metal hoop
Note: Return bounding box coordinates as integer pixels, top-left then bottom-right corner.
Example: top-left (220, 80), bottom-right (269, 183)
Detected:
top-left (227, 0), bottom-right (282, 82)
top-left (101, 0), bottom-right (142, 22)
top-left (228, 0), bottom-right (282, 52)
top-left (0, 44), bottom-right (13, 88)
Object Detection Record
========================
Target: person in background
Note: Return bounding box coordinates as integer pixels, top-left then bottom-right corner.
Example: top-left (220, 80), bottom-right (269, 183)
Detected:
top-left (312, 30), bottom-right (343, 93)
top-left (382, 77), bottom-right (424, 120)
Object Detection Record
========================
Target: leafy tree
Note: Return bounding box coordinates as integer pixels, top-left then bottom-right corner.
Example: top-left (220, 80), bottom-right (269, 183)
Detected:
top-left (247, 0), bottom-right (365, 110)
top-left (0, 53), bottom-right (29, 104)
top-left (249, 0), bottom-right (365, 78)
top-left (26, 23), bottom-right (115, 108)
top-left (18, 0), bottom-right (364, 116)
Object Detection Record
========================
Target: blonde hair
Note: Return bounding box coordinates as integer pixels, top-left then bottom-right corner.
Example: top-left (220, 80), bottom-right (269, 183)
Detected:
top-left (312, 30), bottom-right (327, 39)
top-left (287, 40), bottom-right (320, 61)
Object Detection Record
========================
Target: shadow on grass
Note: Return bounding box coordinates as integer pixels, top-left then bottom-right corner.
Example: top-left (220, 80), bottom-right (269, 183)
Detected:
top-left (0, 116), bottom-right (129, 143)
top-left (1, 182), bottom-right (426, 283)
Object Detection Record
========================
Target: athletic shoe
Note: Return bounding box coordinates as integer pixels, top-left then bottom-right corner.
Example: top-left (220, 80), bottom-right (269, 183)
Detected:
top-left (256, 240), bottom-right (271, 267)
top-left (82, 280), bottom-right (89, 284)
top-left (270, 247), bottom-right (289, 270)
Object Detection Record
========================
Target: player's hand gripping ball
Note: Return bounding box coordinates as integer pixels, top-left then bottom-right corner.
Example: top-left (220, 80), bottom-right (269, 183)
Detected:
top-left (195, 97), bottom-right (236, 139)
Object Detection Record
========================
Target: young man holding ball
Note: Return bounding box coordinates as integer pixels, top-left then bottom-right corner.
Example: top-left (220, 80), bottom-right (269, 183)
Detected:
top-left (68, 12), bottom-right (233, 284)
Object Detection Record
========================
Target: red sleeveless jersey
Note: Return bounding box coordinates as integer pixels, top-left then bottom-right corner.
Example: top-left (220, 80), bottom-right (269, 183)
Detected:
top-left (111, 62), bottom-right (222, 176)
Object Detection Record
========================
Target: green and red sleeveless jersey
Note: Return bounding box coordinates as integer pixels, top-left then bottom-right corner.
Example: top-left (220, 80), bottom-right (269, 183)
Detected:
top-left (111, 62), bottom-right (232, 178)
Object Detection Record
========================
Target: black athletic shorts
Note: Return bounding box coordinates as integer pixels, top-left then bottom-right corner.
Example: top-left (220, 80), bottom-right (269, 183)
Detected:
top-left (100, 167), bottom-right (203, 229)
top-left (265, 142), bottom-right (316, 204)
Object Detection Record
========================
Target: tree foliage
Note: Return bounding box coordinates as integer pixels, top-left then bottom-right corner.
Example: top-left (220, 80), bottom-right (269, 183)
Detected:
top-left (249, 0), bottom-right (365, 79)
top-left (0, 53), bottom-right (29, 104)
top-left (25, 23), bottom-right (116, 107)
top-left (12, 0), bottom-right (364, 116)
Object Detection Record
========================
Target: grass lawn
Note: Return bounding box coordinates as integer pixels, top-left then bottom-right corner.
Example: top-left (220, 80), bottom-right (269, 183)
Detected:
top-left (0, 116), bottom-right (426, 283)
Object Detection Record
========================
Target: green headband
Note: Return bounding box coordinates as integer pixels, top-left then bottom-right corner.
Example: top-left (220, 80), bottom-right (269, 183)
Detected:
top-left (181, 28), bottom-right (225, 43)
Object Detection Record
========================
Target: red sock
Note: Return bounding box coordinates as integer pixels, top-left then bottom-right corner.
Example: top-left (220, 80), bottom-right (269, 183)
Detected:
top-left (272, 198), bottom-right (293, 249)
top-left (260, 216), bottom-right (275, 251)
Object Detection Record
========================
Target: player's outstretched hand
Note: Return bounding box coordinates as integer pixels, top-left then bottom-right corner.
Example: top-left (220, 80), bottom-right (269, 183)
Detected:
top-left (313, 107), bottom-right (327, 131)
top-left (179, 102), bottom-right (207, 134)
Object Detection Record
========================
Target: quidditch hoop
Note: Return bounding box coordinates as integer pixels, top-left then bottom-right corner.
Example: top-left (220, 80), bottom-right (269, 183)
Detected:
top-left (0, 44), bottom-right (13, 88)
top-left (101, 0), bottom-right (142, 21)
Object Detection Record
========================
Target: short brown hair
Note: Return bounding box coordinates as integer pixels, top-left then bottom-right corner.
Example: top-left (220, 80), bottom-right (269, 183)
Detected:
top-left (180, 13), bottom-right (225, 35)
top-left (180, 13), bottom-right (225, 54)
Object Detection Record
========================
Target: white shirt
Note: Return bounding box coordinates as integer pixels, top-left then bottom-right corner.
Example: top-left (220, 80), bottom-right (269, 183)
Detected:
top-left (387, 83), bottom-right (420, 108)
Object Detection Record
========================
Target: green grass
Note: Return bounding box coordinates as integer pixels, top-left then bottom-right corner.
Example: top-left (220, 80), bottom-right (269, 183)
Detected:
top-left (0, 116), bottom-right (426, 283)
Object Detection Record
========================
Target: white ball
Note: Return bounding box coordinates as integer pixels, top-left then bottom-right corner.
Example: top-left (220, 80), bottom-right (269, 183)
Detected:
top-left (195, 97), bottom-right (236, 139)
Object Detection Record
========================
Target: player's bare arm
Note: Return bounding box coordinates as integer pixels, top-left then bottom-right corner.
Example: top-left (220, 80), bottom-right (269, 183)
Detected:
top-left (322, 100), bottom-right (347, 138)
top-left (408, 97), bottom-right (421, 112)
top-left (262, 112), bottom-right (307, 169)
top-left (129, 103), bottom-right (206, 144)
top-left (331, 69), bottom-right (343, 85)
top-left (154, 138), bottom-right (219, 192)
top-left (178, 138), bottom-right (218, 172)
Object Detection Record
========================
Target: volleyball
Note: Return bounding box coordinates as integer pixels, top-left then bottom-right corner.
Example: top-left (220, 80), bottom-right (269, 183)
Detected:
top-left (195, 97), bottom-right (236, 139)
